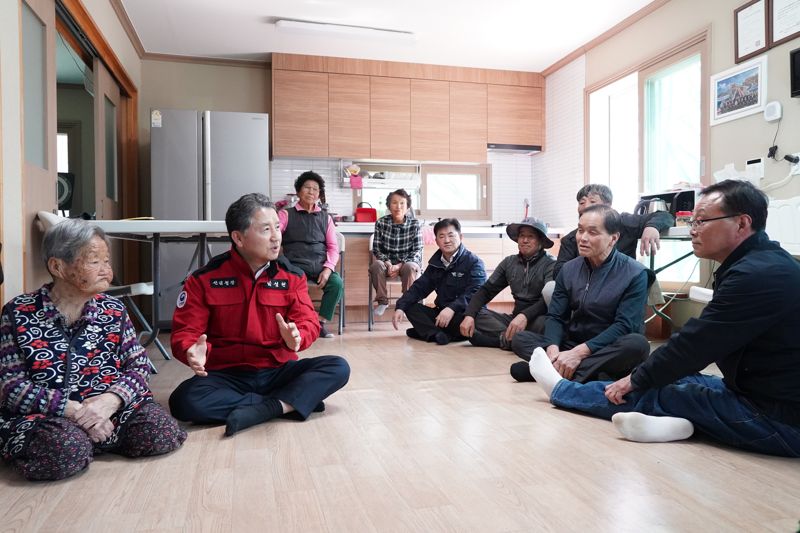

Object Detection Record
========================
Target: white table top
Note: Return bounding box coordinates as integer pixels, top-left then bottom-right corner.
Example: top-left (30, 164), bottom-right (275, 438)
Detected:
top-left (92, 219), bottom-right (228, 236)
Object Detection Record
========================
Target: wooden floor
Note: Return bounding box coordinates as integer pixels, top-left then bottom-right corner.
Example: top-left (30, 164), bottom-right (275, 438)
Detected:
top-left (1, 324), bottom-right (799, 532)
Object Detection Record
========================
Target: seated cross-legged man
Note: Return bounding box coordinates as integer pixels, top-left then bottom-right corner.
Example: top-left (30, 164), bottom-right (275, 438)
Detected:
top-left (459, 217), bottom-right (555, 350)
top-left (529, 180), bottom-right (800, 457)
top-left (169, 193), bottom-right (350, 437)
top-left (511, 205), bottom-right (650, 384)
top-left (369, 189), bottom-right (423, 317)
top-left (392, 218), bottom-right (486, 345)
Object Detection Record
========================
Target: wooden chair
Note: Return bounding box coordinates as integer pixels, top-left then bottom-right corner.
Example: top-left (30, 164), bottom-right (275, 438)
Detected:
top-left (307, 231), bottom-right (346, 335)
top-left (367, 233), bottom-right (423, 331)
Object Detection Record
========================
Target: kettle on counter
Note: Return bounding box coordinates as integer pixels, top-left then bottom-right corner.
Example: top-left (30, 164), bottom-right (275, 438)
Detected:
top-left (635, 197), bottom-right (669, 215)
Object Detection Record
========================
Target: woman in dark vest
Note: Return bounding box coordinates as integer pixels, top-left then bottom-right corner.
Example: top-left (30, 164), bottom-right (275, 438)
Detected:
top-left (0, 219), bottom-right (186, 481)
top-left (277, 171), bottom-right (343, 338)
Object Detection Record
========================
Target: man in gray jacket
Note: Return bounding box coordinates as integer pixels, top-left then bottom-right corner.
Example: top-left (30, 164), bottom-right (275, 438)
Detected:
top-left (460, 217), bottom-right (555, 350)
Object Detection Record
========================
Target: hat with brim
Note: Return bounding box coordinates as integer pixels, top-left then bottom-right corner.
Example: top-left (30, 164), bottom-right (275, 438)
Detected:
top-left (506, 217), bottom-right (554, 248)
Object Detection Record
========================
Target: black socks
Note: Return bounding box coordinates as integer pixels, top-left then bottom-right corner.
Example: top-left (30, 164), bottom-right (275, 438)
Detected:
top-left (225, 398), bottom-right (283, 436)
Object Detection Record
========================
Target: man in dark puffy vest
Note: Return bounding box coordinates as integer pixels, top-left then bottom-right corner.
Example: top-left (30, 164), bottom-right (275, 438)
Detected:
top-left (511, 205), bottom-right (650, 384)
top-left (392, 218), bottom-right (486, 345)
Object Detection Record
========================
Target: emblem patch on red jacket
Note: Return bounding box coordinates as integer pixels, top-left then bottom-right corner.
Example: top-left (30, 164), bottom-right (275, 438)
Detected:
top-left (210, 277), bottom-right (238, 288)
top-left (263, 279), bottom-right (288, 290)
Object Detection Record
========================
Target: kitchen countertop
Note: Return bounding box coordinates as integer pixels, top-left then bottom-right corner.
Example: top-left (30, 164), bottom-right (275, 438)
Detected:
top-left (334, 222), bottom-right (564, 237)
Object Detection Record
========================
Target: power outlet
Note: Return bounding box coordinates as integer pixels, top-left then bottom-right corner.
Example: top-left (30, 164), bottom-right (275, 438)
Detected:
top-left (792, 153), bottom-right (800, 176)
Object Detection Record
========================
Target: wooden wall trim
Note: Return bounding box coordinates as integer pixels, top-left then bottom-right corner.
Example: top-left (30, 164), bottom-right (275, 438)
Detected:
top-left (109, 0), bottom-right (144, 59)
top-left (60, 0), bottom-right (137, 98)
top-left (142, 52), bottom-right (269, 69)
top-left (61, 0), bottom-right (140, 283)
top-left (541, 0), bottom-right (671, 77)
top-left (273, 53), bottom-right (543, 87)
top-left (55, 16), bottom-right (92, 66)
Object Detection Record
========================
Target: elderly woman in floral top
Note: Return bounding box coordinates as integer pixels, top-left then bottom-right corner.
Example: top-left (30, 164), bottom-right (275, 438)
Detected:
top-left (0, 219), bottom-right (185, 480)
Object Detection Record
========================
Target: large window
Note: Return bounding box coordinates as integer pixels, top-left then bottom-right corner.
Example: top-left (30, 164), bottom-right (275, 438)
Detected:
top-left (587, 35), bottom-right (707, 286)
top-left (642, 53), bottom-right (702, 194)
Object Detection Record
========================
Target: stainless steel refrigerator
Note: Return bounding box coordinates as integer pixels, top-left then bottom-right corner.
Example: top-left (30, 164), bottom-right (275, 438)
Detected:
top-left (150, 109), bottom-right (270, 327)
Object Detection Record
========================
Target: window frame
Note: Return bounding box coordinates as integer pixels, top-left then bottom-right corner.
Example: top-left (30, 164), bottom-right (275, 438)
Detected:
top-left (419, 163), bottom-right (491, 221)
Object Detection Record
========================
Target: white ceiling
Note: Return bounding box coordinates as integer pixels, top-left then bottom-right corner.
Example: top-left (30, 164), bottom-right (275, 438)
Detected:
top-left (120, 0), bottom-right (656, 72)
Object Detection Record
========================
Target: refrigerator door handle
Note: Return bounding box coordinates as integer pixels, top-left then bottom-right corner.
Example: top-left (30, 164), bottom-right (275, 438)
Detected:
top-left (202, 111), bottom-right (212, 220)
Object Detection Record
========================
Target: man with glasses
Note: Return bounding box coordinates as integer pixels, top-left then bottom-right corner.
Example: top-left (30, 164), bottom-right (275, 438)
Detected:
top-left (528, 180), bottom-right (800, 457)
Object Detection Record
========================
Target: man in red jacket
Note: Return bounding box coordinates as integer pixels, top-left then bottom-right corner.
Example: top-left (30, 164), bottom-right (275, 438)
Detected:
top-left (169, 193), bottom-right (350, 436)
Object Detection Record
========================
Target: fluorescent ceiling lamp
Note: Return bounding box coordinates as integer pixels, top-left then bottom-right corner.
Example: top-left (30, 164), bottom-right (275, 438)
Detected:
top-left (275, 19), bottom-right (414, 40)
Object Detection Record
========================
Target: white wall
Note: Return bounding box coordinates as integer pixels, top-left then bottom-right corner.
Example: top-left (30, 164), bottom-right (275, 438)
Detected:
top-left (488, 152), bottom-right (534, 224)
top-left (584, 0), bottom-right (800, 199)
top-left (533, 55), bottom-right (586, 230)
top-left (1, 0), bottom-right (25, 298)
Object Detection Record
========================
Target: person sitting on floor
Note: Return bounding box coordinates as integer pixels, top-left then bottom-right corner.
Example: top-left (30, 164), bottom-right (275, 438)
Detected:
top-left (553, 184), bottom-right (674, 280)
top-left (169, 193), bottom-right (350, 437)
top-left (278, 171), bottom-right (342, 338)
top-left (370, 189), bottom-right (424, 317)
top-left (0, 219), bottom-right (186, 481)
top-left (459, 217), bottom-right (555, 350)
top-left (511, 205), bottom-right (650, 384)
top-left (392, 218), bottom-right (486, 345)
top-left (528, 179), bottom-right (800, 457)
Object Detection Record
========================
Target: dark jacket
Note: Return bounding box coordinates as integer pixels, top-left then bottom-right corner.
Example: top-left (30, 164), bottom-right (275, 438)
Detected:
top-left (282, 207), bottom-right (329, 278)
top-left (545, 249), bottom-right (648, 352)
top-left (465, 249), bottom-right (555, 321)
top-left (396, 245), bottom-right (486, 314)
top-left (631, 231), bottom-right (800, 427)
top-left (554, 211), bottom-right (674, 279)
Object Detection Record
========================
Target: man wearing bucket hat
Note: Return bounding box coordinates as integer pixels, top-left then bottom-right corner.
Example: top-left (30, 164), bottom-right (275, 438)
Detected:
top-left (460, 217), bottom-right (555, 350)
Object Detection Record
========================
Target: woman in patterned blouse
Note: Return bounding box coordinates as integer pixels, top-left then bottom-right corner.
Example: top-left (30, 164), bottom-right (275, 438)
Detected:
top-left (0, 219), bottom-right (186, 480)
top-left (369, 189), bottom-right (424, 317)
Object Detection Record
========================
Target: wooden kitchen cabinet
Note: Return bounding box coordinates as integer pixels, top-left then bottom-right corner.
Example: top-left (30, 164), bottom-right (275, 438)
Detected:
top-left (487, 84), bottom-right (543, 147)
top-left (450, 82), bottom-right (487, 163)
top-left (370, 77), bottom-right (410, 160)
top-left (329, 74), bottom-right (371, 159)
top-left (410, 79), bottom-right (450, 161)
top-left (272, 70), bottom-right (329, 157)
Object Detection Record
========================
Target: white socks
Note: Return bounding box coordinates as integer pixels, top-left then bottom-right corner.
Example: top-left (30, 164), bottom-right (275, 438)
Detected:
top-left (529, 347), bottom-right (563, 398)
top-left (612, 412), bottom-right (694, 443)
top-left (374, 303), bottom-right (389, 316)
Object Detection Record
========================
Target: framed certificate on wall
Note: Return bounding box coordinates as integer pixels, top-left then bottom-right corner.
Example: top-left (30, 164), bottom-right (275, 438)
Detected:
top-left (735, 0), bottom-right (768, 62)
top-left (770, 0), bottom-right (800, 47)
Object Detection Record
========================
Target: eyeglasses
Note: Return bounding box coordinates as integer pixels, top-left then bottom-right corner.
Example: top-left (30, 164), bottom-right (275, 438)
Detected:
top-left (688, 214), bottom-right (741, 229)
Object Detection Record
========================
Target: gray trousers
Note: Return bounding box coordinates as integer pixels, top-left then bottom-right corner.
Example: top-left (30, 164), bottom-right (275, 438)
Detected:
top-left (369, 261), bottom-right (421, 305)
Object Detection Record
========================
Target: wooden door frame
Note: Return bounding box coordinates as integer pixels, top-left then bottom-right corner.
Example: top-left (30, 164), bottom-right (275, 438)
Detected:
top-left (60, 0), bottom-right (139, 284)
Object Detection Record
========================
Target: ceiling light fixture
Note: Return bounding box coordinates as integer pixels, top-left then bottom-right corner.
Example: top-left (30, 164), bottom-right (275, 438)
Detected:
top-left (275, 19), bottom-right (414, 40)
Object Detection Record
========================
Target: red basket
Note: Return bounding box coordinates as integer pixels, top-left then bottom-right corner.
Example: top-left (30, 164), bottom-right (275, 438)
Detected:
top-left (354, 202), bottom-right (377, 223)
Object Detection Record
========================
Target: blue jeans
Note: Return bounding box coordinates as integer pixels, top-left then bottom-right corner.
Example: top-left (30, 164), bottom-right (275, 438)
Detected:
top-left (550, 373), bottom-right (800, 457)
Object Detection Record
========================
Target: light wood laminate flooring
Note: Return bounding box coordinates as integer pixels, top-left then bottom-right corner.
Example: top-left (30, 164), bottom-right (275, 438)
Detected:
top-left (1, 325), bottom-right (798, 532)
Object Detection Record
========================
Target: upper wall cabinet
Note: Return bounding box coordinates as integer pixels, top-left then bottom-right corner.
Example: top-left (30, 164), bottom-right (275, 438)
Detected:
top-left (370, 77), bottom-right (410, 160)
top-left (487, 85), bottom-right (543, 147)
top-left (272, 70), bottom-right (329, 157)
top-left (410, 79), bottom-right (450, 161)
top-left (450, 83), bottom-right (487, 163)
top-left (329, 74), bottom-right (371, 159)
